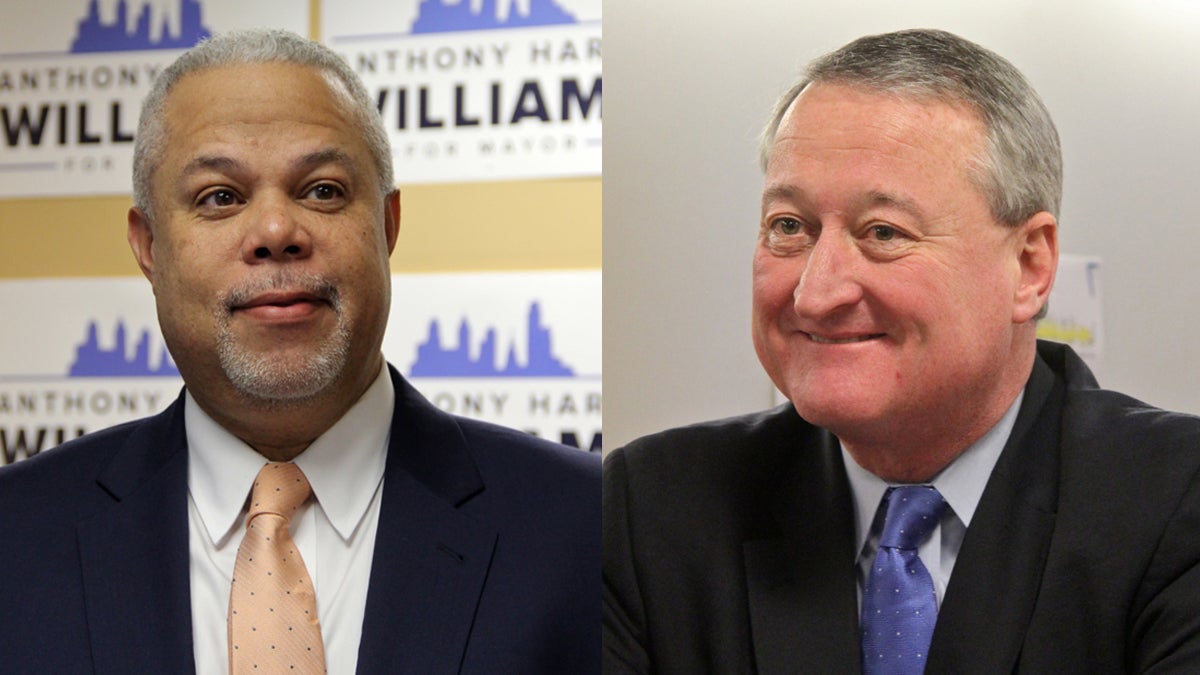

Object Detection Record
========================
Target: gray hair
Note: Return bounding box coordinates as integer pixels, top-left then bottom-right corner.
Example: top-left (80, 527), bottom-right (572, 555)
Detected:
top-left (132, 29), bottom-right (393, 221)
top-left (759, 28), bottom-right (1062, 226)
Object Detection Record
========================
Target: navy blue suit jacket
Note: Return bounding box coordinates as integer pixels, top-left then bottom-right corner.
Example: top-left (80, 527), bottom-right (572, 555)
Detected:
top-left (0, 366), bottom-right (600, 673)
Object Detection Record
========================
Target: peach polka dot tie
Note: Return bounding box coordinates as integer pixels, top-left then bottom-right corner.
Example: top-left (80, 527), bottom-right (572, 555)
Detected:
top-left (228, 462), bottom-right (326, 674)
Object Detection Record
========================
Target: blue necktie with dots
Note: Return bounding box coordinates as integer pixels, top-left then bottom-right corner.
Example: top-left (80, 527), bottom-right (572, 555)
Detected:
top-left (861, 485), bottom-right (946, 675)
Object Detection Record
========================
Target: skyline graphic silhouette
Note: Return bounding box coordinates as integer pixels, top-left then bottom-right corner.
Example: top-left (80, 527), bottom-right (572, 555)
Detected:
top-left (410, 302), bottom-right (574, 377)
top-left (70, 0), bottom-right (211, 53)
top-left (411, 0), bottom-right (576, 34)
top-left (68, 320), bottom-right (179, 377)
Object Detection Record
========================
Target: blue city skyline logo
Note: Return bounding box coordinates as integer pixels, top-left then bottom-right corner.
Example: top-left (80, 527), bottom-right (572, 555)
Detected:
top-left (410, 302), bottom-right (574, 377)
top-left (71, 0), bottom-right (211, 54)
top-left (411, 0), bottom-right (576, 35)
top-left (69, 320), bottom-right (180, 377)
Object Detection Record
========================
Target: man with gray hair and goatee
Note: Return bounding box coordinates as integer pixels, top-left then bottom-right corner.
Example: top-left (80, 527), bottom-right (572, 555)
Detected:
top-left (0, 29), bottom-right (599, 674)
top-left (604, 28), bottom-right (1200, 673)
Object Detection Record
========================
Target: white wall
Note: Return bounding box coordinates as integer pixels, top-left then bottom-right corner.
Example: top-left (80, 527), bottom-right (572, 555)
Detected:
top-left (603, 0), bottom-right (1200, 450)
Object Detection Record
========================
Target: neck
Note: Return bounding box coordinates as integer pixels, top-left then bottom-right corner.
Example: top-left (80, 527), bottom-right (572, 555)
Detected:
top-left (844, 433), bottom-right (980, 483)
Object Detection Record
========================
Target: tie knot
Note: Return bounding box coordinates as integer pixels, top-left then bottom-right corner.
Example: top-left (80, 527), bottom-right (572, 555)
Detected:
top-left (248, 462), bottom-right (312, 521)
top-left (878, 485), bottom-right (944, 550)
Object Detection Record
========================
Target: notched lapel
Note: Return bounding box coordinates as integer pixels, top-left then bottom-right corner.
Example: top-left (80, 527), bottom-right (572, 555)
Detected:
top-left (356, 469), bottom-right (497, 674)
top-left (927, 356), bottom-right (1062, 674)
top-left (356, 370), bottom-right (498, 674)
top-left (77, 398), bottom-right (195, 674)
top-left (745, 426), bottom-right (859, 675)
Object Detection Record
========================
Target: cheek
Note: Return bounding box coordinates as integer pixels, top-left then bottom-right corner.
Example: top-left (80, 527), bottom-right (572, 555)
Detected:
top-left (148, 237), bottom-right (188, 295)
top-left (157, 248), bottom-right (215, 304)
top-left (153, 220), bottom-right (228, 272)
top-left (342, 213), bottom-right (392, 268)
top-left (751, 251), bottom-right (799, 314)
top-left (903, 258), bottom-right (1013, 358)
top-left (947, 251), bottom-right (1014, 319)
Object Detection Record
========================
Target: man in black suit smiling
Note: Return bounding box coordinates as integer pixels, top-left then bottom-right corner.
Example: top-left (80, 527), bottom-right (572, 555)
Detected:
top-left (604, 28), bottom-right (1200, 674)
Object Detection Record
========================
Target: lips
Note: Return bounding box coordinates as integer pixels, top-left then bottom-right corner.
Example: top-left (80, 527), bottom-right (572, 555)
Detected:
top-left (234, 290), bottom-right (325, 311)
top-left (228, 290), bottom-right (332, 325)
top-left (806, 332), bottom-right (886, 344)
top-left (221, 273), bottom-right (341, 327)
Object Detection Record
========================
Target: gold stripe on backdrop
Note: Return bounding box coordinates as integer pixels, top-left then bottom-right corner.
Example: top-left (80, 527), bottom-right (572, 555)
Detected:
top-left (0, 178), bottom-right (601, 278)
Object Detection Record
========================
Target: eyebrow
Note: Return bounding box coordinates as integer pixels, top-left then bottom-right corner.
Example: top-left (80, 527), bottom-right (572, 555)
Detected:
top-left (180, 154), bottom-right (242, 178)
top-left (761, 183), bottom-right (801, 210)
top-left (294, 148), bottom-right (359, 177)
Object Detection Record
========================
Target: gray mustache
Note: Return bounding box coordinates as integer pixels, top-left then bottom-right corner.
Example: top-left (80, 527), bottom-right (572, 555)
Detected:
top-left (220, 272), bottom-right (340, 311)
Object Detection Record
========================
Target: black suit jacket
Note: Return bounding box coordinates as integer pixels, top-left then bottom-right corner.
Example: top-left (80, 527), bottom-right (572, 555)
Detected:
top-left (603, 342), bottom-right (1200, 673)
top-left (0, 365), bottom-right (600, 674)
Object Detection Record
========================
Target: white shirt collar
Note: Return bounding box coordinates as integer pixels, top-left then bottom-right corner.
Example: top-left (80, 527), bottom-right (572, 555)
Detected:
top-left (186, 363), bottom-right (394, 547)
top-left (841, 390), bottom-right (1024, 560)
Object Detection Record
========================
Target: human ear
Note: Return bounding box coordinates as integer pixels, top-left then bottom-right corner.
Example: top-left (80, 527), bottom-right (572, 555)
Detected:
top-left (1012, 211), bottom-right (1058, 323)
top-left (383, 189), bottom-right (400, 255)
top-left (127, 207), bottom-right (156, 281)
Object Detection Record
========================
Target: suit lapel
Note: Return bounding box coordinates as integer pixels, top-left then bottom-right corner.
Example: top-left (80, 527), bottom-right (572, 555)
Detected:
top-left (744, 420), bottom-right (860, 675)
top-left (76, 397), bottom-right (195, 674)
top-left (356, 370), bottom-right (497, 674)
top-left (927, 355), bottom-right (1063, 674)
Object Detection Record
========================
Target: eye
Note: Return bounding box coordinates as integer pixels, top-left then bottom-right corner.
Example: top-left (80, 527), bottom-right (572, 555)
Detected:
top-left (305, 183), bottom-right (344, 201)
top-left (860, 221), bottom-right (914, 259)
top-left (197, 188), bottom-right (242, 210)
top-left (762, 215), bottom-right (815, 255)
top-left (871, 224), bottom-right (897, 241)
top-left (774, 217), bottom-right (803, 236)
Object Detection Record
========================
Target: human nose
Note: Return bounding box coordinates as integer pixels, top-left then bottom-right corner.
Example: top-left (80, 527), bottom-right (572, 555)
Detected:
top-left (792, 231), bottom-right (863, 318)
top-left (240, 194), bottom-right (313, 264)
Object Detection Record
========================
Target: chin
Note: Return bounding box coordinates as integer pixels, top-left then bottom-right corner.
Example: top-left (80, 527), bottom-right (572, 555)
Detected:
top-left (219, 343), bottom-right (349, 405)
top-left (217, 309), bottom-right (354, 402)
top-left (232, 370), bottom-right (337, 405)
top-left (786, 380), bottom-right (888, 431)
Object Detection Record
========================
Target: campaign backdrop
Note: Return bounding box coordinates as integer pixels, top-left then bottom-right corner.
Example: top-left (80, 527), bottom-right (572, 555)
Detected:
top-left (0, 0), bottom-right (309, 197)
top-left (323, 0), bottom-right (601, 184)
top-left (1, 1), bottom-right (603, 467)
top-left (0, 0), bottom-right (601, 198)
top-left (0, 271), bottom-right (601, 465)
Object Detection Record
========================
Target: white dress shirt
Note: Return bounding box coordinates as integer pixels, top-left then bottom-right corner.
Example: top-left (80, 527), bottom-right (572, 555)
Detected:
top-left (186, 364), bottom-right (393, 675)
top-left (843, 391), bottom-right (1024, 611)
